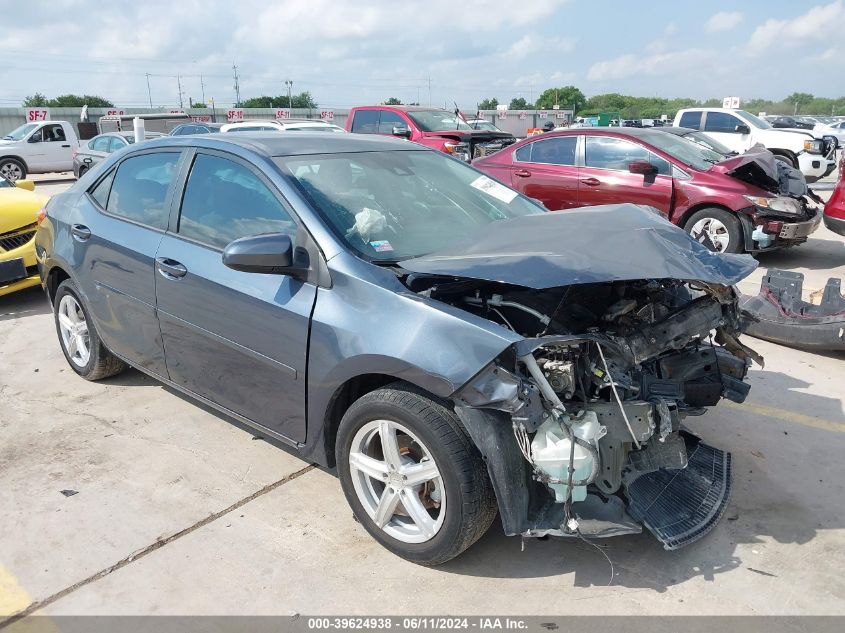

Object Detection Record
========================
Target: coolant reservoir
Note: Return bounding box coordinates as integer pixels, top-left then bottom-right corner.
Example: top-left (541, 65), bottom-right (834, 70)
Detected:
top-left (530, 412), bottom-right (605, 503)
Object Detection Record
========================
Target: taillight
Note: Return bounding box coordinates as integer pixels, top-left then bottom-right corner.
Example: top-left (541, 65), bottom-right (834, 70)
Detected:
top-left (37, 206), bottom-right (48, 225)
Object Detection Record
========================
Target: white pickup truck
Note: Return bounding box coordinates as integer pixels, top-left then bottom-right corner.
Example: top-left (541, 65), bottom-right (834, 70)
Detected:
top-left (0, 120), bottom-right (82, 181)
top-left (673, 108), bottom-right (837, 183)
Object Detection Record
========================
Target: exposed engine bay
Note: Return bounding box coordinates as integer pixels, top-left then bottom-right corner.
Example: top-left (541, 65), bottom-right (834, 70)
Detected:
top-left (403, 271), bottom-right (760, 549)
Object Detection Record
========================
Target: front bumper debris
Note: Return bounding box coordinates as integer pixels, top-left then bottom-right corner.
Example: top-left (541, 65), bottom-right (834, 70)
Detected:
top-left (741, 269), bottom-right (845, 351)
top-left (776, 211), bottom-right (821, 239)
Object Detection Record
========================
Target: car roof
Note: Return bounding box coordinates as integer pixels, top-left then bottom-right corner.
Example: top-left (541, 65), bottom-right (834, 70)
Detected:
top-left (542, 127), bottom-right (675, 141)
top-left (138, 131), bottom-right (420, 157)
top-left (353, 105), bottom-right (450, 112)
top-left (653, 126), bottom-right (696, 135)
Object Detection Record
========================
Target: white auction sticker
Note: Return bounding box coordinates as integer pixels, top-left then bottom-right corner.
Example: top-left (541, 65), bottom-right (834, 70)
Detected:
top-left (470, 175), bottom-right (518, 204)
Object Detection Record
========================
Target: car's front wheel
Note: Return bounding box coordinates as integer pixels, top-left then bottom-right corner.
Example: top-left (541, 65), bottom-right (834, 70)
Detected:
top-left (685, 208), bottom-right (744, 253)
top-left (336, 383), bottom-right (497, 566)
top-left (54, 279), bottom-right (126, 381)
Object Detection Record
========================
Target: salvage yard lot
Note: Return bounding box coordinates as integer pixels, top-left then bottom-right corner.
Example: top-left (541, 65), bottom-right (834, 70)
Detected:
top-left (1, 176), bottom-right (844, 617)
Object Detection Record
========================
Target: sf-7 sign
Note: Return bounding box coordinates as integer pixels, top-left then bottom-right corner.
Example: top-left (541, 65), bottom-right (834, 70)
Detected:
top-left (25, 108), bottom-right (50, 122)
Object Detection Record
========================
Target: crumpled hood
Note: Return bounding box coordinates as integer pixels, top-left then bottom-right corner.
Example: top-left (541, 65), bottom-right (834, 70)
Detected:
top-left (424, 129), bottom-right (514, 143)
top-left (0, 188), bottom-right (48, 234)
top-left (712, 145), bottom-right (807, 198)
top-left (400, 204), bottom-right (757, 289)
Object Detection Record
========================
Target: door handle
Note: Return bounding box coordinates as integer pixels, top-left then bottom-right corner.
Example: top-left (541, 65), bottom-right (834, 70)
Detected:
top-left (156, 257), bottom-right (188, 279)
top-left (62, 144), bottom-right (71, 148)
top-left (581, 177), bottom-right (601, 186)
top-left (71, 224), bottom-right (91, 241)
top-left (513, 169), bottom-right (532, 178)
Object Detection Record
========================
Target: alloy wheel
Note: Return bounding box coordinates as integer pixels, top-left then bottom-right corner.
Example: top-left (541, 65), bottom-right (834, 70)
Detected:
top-left (690, 217), bottom-right (730, 252)
top-left (57, 295), bottom-right (91, 368)
top-left (0, 162), bottom-right (23, 181)
top-left (348, 419), bottom-right (446, 544)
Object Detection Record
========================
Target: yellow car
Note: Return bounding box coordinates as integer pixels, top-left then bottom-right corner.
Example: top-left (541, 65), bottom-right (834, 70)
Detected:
top-left (0, 176), bottom-right (48, 297)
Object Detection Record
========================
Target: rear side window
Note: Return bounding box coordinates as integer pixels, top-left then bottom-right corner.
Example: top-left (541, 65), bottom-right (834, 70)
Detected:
top-left (178, 153), bottom-right (297, 249)
top-left (105, 152), bottom-right (180, 229)
top-left (678, 111), bottom-right (702, 129)
top-left (704, 112), bottom-right (742, 133)
top-left (108, 137), bottom-right (127, 152)
top-left (515, 137), bottom-right (577, 165)
top-left (351, 110), bottom-right (380, 133)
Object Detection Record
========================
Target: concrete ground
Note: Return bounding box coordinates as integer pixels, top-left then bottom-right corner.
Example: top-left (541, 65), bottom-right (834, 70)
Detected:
top-left (1, 173), bottom-right (844, 619)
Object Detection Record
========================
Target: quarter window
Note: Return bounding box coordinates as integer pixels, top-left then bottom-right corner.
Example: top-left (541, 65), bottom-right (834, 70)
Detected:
top-left (350, 110), bottom-right (380, 133)
top-left (704, 112), bottom-right (742, 133)
top-left (178, 153), bottom-right (297, 249)
top-left (678, 111), bottom-right (702, 130)
top-left (515, 137), bottom-right (577, 165)
top-left (89, 170), bottom-right (115, 208)
top-left (105, 152), bottom-right (180, 229)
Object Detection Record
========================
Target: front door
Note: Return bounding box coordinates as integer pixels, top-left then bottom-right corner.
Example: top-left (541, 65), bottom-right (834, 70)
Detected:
top-left (508, 135), bottom-right (581, 211)
top-left (702, 111), bottom-right (752, 153)
top-left (154, 150), bottom-right (316, 443)
top-left (38, 123), bottom-right (74, 171)
top-left (578, 135), bottom-right (674, 214)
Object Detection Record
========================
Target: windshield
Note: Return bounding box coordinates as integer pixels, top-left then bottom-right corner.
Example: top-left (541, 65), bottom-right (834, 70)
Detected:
top-left (3, 123), bottom-right (39, 141)
top-left (686, 130), bottom-right (735, 156)
top-left (407, 110), bottom-right (473, 132)
top-left (279, 150), bottom-right (543, 261)
top-left (469, 120), bottom-right (499, 131)
top-left (645, 131), bottom-right (723, 170)
top-left (735, 110), bottom-right (771, 129)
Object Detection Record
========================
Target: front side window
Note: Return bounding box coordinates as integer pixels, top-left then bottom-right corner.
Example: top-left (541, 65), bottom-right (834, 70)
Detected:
top-left (678, 111), bottom-right (702, 130)
top-left (43, 124), bottom-right (65, 142)
top-left (351, 110), bottom-right (380, 133)
top-left (279, 150), bottom-right (543, 262)
top-left (585, 136), bottom-right (672, 175)
top-left (515, 137), bottom-right (577, 166)
top-left (704, 112), bottom-right (742, 133)
top-left (105, 152), bottom-right (180, 229)
top-left (178, 154), bottom-right (297, 249)
top-left (378, 111), bottom-right (407, 134)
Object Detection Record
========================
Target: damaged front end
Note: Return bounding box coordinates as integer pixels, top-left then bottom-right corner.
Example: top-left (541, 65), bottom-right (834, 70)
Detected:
top-left (399, 206), bottom-right (761, 550)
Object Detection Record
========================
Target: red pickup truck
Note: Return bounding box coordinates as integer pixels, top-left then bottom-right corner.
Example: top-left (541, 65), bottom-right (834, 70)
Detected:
top-left (345, 105), bottom-right (515, 162)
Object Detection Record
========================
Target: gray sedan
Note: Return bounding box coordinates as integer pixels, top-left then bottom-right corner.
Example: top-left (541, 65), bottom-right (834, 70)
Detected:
top-left (37, 132), bottom-right (758, 564)
top-left (73, 131), bottom-right (164, 178)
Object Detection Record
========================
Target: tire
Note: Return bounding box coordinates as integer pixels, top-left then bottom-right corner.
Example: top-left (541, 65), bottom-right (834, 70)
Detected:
top-left (336, 382), bottom-right (497, 566)
top-left (54, 279), bottom-right (126, 381)
top-left (0, 158), bottom-right (26, 182)
top-left (684, 207), bottom-right (744, 253)
top-left (773, 154), bottom-right (796, 168)
top-left (77, 165), bottom-right (88, 179)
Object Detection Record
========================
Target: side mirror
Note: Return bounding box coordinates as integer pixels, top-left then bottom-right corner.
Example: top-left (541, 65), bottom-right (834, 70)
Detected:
top-left (392, 125), bottom-right (411, 138)
top-left (222, 233), bottom-right (306, 276)
top-left (735, 124), bottom-right (751, 134)
top-left (628, 160), bottom-right (657, 175)
top-left (15, 179), bottom-right (35, 191)
top-left (28, 134), bottom-right (41, 143)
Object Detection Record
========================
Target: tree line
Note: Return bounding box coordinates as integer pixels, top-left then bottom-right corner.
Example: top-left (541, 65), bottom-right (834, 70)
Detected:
top-left (21, 92), bottom-right (318, 109)
top-left (474, 88), bottom-right (845, 118)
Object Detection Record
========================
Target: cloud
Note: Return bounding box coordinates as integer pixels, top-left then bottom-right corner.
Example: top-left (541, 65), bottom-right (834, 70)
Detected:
top-left (587, 48), bottom-right (713, 82)
top-left (503, 35), bottom-right (575, 60)
top-left (748, 1), bottom-right (845, 54)
top-left (705, 11), bottom-right (743, 32)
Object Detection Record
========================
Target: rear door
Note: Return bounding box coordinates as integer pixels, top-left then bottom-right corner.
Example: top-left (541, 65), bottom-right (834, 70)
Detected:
top-left (508, 135), bottom-right (580, 210)
top-left (76, 149), bottom-right (183, 376)
top-left (702, 111), bottom-right (752, 153)
top-left (154, 150), bottom-right (316, 443)
top-left (578, 135), bottom-right (673, 214)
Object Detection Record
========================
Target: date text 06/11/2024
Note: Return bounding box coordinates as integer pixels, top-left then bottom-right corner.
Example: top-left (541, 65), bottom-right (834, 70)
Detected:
top-left (306, 617), bottom-right (529, 630)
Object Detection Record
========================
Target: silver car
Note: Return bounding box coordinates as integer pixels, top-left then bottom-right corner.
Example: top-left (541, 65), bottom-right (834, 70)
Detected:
top-left (73, 131), bottom-right (164, 178)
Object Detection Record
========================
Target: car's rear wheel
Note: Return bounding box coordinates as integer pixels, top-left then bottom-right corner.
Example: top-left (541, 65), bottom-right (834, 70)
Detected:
top-left (685, 208), bottom-right (744, 253)
top-left (54, 279), bottom-right (126, 381)
top-left (0, 158), bottom-right (26, 182)
top-left (77, 165), bottom-right (88, 178)
top-left (336, 383), bottom-right (497, 566)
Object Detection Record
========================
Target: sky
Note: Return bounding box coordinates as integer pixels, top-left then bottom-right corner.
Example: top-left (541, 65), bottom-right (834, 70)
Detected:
top-left (1, 0), bottom-right (843, 110)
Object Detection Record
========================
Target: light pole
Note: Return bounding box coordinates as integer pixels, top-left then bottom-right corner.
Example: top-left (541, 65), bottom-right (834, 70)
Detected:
top-left (285, 79), bottom-right (293, 109)
top-left (145, 73), bottom-right (153, 109)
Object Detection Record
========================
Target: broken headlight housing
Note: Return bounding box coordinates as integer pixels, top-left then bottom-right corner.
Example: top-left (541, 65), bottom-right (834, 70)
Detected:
top-left (743, 195), bottom-right (803, 215)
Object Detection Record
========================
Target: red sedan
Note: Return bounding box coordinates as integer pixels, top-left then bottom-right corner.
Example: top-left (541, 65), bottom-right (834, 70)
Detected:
top-left (823, 155), bottom-right (845, 236)
top-left (472, 127), bottom-right (821, 253)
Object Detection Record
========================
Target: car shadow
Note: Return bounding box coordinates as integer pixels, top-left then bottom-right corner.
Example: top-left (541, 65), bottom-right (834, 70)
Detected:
top-left (755, 237), bottom-right (845, 271)
top-left (438, 366), bottom-right (844, 588)
top-left (0, 286), bottom-right (51, 322)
